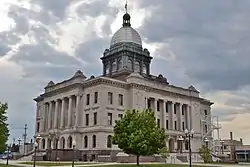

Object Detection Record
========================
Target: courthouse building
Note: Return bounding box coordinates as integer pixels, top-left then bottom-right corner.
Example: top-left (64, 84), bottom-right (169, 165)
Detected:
top-left (34, 10), bottom-right (218, 161)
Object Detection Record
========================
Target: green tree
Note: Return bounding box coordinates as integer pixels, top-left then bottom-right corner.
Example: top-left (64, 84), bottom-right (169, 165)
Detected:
top-left (158, 146), bottom-right (169, 163)
top-left (112, 109), bottom-right (166, 166)
top-left (199, 145), bottom-right (212, 164)
top-left (0, 102), bottom-right (9, 153)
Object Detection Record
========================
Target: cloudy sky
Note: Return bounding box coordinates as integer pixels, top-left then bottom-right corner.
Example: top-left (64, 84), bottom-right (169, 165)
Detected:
top-left (0, 0), bottom-right (250, 145)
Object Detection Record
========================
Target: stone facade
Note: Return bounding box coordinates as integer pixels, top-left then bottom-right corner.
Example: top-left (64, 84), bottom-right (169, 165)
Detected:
top-left (33, 10), bottom-right (215, 161)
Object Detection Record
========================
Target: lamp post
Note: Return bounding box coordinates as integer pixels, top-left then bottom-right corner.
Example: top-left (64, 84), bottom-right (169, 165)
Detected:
top-left (185, 129), bottom-right (194, 167)
top-left (6, 144), bottom-right (11, 165)
top-left (178, 136), bottom-right (184, 153)
top-left (18, 137), bottom-right (21, 152)
top-left (72, 140), bottom-right (76, 167)
top-left (33, 142), bottom-right (38, 167)
top-left (204, 138), bottom-right (209, 148)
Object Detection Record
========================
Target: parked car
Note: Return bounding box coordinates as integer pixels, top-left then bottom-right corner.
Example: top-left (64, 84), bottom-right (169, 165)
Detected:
top-left (1, 151), bottom-right (13, 159)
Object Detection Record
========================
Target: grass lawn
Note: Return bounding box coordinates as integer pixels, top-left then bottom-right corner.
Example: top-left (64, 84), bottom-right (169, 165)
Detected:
top-left (77, 164), bottom-right (215, 167)
top-left (19, 161), bottom-right (98, 166)
top-left (0, 165), bottom-right (21, 167)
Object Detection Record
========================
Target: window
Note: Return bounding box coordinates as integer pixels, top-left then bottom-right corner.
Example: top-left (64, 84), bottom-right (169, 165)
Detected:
top-left (134, 61), bottom-right (140, 72)
top-left (108, 113), bottom-right (112, 125)
top-left (105, 64), bottom-right (110, 74)
top-left (107, 135), bottom-right (112, 148)
top-left (142, 63), bottom-right (147, 73)
top-left (84, 136), bottom-right (88, 148)
top-left (108, 92), bottom-right (113, 104)
top-left (118, 94), bottom-right (123, 106)
top-left (205, 125), bottom-right (208, 133)
top-left (86, 94), bottom-right (90, 105)
top-left (166, 120), bottom-right (169, 129)
top-left (94, 92), bottom-right (98, 104)
top-left (36, 122), bottom-right (40, 132)
top-left (166, 103), bottom-right (168, 113)
top-left (157, 119), bottom-right (160, 128)
top-left (182, 108), bottom-right (184, 115)
top-left (117, 59), bottom-right (122, 70)
top-left (127, 59), bottom-right (132, 69)
top-left (94, 112), bottom-right (97, 125)
top-left (182, 122), bottom-right (185, 131)
top-left (92, 135), bottom-right (96, 148)
top-left (157, 100), bottom-right (160, 111)
top-left (118, 114), bottom-right (123, 119)
top-left (112, 61), bottom-right (116, 72)
top-left (204, 110), bottom-right (208, 115)
top-left (174, 104), bottom-right (177, 114)
top-left (174, 121), bottom-right (177, 130)
top-left (147, 99), bottom-right (151, 109)
top-left (85, 114), bottom-right (89, 126)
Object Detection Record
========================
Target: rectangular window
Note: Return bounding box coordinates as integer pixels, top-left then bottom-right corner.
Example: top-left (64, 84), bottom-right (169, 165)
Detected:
top-left (166, 120), bottom-right (169, 129)
top-left (174, 121), bottom-right (177, 130)
top-left (147, 99), bottom-right (151, 109)
top-left (36, 122), bottom-right (40, 132)
top-left (86, 94), bottom-right (90, 105)
top-left (108, 92), bottom-right (113, 104)
top-left (94, 92), bottom-right (98, 104)
top-left (182, 110), bottom-right (184, 115)
top-left (157, 101), bottom-right (160, 111)
top-left (165, 103), bottom-right (168, 113)
top-left (204, 110), bottom-right (208, 115)
top-left (94, 112), bottom-right (97, 125)
top-left (108, 113), bottom-right (112, 125)
top-left (118, 94), bottom-right (123, 106)
top-left (182, 122), bottom-right (185, 131)
top-left (85, 114), bottom-right (89, 126)
top-left (157, 119), bottom-right (160, 128)
top-left (118, 114), bottom-right (123, 119)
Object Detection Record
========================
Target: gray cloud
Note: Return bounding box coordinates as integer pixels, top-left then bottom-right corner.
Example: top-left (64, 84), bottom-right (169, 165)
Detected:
top-left (138, 0), bottom-right (250, 91)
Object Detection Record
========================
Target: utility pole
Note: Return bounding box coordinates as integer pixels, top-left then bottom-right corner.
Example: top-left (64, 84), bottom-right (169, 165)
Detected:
top-left (23, 124), bottom-right (28, 155)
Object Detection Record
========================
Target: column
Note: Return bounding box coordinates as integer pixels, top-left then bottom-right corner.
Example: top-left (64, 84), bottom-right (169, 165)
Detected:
top-left (54, 100), bottom-right (58, 128)
top-left (48, 102), bottom-right (52, 129)
top-left (67, 96), bottom-right (73, 128)
top-left (43, 103), bottom-right (47, 131)
top-left (171, 102), bottom-right (175, 130)
top-left (179, 104), bottom-right (183, 131)
top-left (188, 104), bottom-right (192, 130)
top-left (162, 101), bottom-right (166, 129)
top-left (60, 98), bottom-right (65, 128)
top-left (75, 95), bottom-right (80, 127)
top-left (153, 99), bottom-right (157, 121)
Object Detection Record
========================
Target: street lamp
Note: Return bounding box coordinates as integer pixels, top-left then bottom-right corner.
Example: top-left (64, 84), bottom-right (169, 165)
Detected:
top-left (204, 138), bottom-right (209, 147)
top-left (33, 142), bottom-right (38, 167)
top-left (178, 136), bottom-right (184, 153)
top-left (6, 144), bottom-right (11, 166)
top-left (220, 139), bottom-right (224, 154)
top-left (185, 129), bottom-right (194, 167)
top-left (72, 140), bottom-right (76, 167)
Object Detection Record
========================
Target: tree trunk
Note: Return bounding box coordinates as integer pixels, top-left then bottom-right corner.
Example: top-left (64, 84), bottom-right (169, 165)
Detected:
top-left (137, 155), bottom-right (140, 166)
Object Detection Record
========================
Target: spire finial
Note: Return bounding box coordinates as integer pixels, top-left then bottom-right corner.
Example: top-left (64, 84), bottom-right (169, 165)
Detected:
top-left (125, 0), bottom-right (128, 13)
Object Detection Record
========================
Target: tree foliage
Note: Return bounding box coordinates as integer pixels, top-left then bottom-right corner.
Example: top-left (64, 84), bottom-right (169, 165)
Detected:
top-left (112, 109), bottom-right (167, 165)
top-left (199, 145), bottom-right (212, 163)
top-left (0, 102), bottom-right (9, 153)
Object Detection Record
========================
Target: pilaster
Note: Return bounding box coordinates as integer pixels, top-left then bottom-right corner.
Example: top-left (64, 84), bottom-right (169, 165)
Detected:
top-left (54, 100), bottom-right (58, 128)
top-left (67, 96), bottom-right (73, 128)
top-left (60, 98), bottom-right (65, 128)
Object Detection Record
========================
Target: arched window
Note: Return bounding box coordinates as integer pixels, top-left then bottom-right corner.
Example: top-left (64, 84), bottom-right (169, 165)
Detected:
top-left (60, 137), bottom-right (65, 149)
top-left (105, 63), bottom-right (110, 74)
top-left (117, 59), bottom-right (122, 70)
top-left (67, 136), bottom-right (72, 148)
top-left (92, 135), bottom-right (96, 148)
top-left (112, 61), bottom-right (116, 72)
top-left (142, 63), bottom-right (147, 73)
top-left (185, 140), bottom-right (189, 150)
top-left (127, 59), bottom-right (132, 69)
top-left (107, 135), bottom-right (112, 148)
top-left (84, 136), bottom-right (88, 148)
top-left (42, 139), bottom-right (46, 149)
top-left (134, 61), bottom-right (140, 72)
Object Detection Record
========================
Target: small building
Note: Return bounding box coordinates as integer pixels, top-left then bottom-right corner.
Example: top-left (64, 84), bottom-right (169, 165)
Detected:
top-left (235, 145), bottom-right (250, 162)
